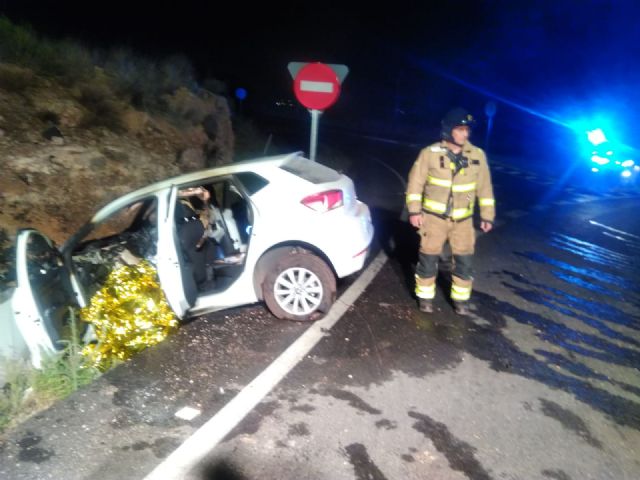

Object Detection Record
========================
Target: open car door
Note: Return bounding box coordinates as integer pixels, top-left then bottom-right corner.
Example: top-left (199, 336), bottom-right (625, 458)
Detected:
top-left (12, 229), bottom-right (84, 368)
top-left (154, 185), bottom-right (194, 318)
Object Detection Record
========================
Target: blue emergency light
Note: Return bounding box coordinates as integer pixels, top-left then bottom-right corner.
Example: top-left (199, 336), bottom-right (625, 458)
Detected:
top-left (587, 128), bottom-right (606, 145)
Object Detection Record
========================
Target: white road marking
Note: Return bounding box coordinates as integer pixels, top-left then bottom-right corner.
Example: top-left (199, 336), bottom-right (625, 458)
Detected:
top-left (602, 231), bottom-right (636, 243)
top-left (590, 220), bottom-right (640, 239)
top-left (143, 250), bottom-right (388, 480)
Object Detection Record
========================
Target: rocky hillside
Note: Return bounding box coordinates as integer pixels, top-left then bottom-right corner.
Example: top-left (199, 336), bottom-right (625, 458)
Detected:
top-left (0, 61), bottom-right (234, 290)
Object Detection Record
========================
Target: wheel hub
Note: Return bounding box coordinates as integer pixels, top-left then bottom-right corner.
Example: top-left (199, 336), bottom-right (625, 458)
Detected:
top-left (274, 267), bottom-right (323, 316)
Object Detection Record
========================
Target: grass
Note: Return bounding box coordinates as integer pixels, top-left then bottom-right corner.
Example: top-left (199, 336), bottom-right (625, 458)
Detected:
top-left (0, 309), bottom-right (100, 434)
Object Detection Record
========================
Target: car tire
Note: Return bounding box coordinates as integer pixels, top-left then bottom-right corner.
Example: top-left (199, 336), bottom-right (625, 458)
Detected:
top-left (263, 249), bottom-right (336, 322)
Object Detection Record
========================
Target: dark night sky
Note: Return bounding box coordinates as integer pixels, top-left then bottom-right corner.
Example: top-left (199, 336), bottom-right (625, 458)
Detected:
top-left (2, 0), bottom-right (640, 152)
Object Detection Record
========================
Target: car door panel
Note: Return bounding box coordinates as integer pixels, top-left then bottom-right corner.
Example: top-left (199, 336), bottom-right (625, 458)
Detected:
top-left (155, 186), bottom-right (192, 317)
top-left (12, 230), bottom-right (81, 368)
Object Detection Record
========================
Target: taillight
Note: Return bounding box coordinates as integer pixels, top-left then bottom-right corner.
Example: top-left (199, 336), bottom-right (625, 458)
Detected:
top-left (301, 189), bottom-right (343, 212)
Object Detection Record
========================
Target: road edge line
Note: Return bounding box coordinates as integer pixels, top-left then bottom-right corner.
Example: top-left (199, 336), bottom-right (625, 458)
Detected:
top-left (143, 250), bottom-right (388, 480)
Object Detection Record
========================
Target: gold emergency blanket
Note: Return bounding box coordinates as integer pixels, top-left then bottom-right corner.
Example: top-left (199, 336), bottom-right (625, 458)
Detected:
top-left (81, 260), bottom-right (178, 370)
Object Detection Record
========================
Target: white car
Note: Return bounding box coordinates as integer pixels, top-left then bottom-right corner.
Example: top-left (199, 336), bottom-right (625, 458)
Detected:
top-left (11, 152), bottom-right (374, 367)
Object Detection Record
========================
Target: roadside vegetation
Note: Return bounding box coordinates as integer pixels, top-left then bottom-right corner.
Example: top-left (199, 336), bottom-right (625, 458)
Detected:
top-left (0, 15), bottom-right (217, 118)
top-left (0, 310), bottom-right (100, 434)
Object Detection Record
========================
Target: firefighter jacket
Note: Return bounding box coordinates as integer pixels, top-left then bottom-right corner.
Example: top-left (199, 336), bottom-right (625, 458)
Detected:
top-left (406, 141), bottom-right (495, 222)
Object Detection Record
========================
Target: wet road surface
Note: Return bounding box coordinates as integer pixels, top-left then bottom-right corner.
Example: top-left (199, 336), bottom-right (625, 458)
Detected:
top-left (191, 196), bottom-right (640, 480)
top-left (1, 135), bottom-right (639, 480)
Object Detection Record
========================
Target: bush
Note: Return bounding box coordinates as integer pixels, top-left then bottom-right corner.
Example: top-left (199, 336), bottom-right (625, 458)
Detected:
top-left (0, 17), bottom-right (93, 85)
top-left (41, 39), bottom-right (94, 82)
top-left (0, 16), bottom-right (41, 67)
top-left (103, 49), bottom-right (198, 113)
top-left (102, 48), bottom-right (159, 109)
top-left (0, 63), bottom-right (35, 92)
top-left (77, 79), bottom-right (124, 131)
top-left (0, 16), bottom-right (227, 123)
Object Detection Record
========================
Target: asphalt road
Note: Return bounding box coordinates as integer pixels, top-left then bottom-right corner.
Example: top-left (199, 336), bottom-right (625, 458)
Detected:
top-left (1, 134), bottom-right (639, 480)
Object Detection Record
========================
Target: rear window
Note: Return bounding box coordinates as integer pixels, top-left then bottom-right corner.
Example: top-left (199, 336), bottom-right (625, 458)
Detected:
top-left (235, 172), bottom-right (269, 195)
top-left (280, 157), bottom-right (341, 184)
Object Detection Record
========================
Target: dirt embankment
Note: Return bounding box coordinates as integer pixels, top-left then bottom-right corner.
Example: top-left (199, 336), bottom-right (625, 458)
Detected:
top-left (0, 63), bottom-right (235, 291)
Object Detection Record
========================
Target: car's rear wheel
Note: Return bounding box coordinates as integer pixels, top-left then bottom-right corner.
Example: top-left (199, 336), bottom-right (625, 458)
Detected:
top-left (263, 249), bottom-right (336, 321)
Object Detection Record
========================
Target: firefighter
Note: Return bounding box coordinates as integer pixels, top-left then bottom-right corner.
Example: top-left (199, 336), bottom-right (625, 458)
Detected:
top-left (405, 107), bottom-right (495, 315)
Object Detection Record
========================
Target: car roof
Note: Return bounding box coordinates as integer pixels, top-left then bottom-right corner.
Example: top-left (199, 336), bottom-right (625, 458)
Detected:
top-left (60, 152), bottom-right (305, 252)
top-left (146, 151), bottom-right (304, 193)
top-left (100, 151), bottom-right (304, 215)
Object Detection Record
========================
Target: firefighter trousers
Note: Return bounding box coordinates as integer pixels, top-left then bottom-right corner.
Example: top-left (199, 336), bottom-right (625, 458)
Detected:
top-left (414, 213), bottom-right (475, 302)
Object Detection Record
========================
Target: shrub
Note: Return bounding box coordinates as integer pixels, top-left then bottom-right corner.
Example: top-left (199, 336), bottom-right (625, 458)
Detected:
top-left (103, 47), bottom-right (159, 109)
top-left (40, 39), bottom-right (94, 83)
top-left (77, 79), bottom-right (124, 132)
top-left (0, 16), bottom-right (41, 67)
top-left (103, 49), bottom-right (198, 113)
top-left (32, 310), bottom-right (100, 400)
top-left (0, 63), bottom-right (35, 92)
top-left (0, 17), bottom-right (92, 85)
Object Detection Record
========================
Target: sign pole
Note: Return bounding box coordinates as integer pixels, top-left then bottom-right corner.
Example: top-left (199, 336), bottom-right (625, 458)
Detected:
top-left (289, 62), bottom-right (349, 161)
top-left (309, 109), bottom-right (321, 161)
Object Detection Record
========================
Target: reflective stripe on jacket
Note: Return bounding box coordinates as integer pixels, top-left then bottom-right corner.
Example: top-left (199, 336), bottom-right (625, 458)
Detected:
top-left (405, 141), bottom-right (495, 222)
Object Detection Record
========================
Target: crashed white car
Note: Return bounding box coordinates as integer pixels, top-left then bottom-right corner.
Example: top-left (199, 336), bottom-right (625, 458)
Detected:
top-left (11, 152), bottom-right (373, 367)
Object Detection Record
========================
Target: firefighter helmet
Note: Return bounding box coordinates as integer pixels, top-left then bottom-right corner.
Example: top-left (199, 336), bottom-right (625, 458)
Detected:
top-left (441, 108), bottom-right (476, 142)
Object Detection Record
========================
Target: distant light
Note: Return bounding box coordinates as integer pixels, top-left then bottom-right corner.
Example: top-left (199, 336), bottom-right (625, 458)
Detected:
top-left (591, 155), bottom-right (610, 165)
top-left (235, 87), bottom-right (247, 100)
top-left (621, 170), bottom-right (632, 178)
top-left (621, 159), bottom-right (635, 167)
top-left (606, 150), bottom-right (614, 156)
top-left (635, 165), bottom-right (640, 171)
top-left (587, 129), bottom-right (607, 145)
top-left (615, 160), bottom-right (621, 165)
top-left (591, 167), bottom-right (599, 172)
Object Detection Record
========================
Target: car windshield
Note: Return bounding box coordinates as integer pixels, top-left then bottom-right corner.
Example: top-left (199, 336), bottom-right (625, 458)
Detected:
top-left (71, 197), bottom-right (158, 300)
top-left (280, 157), bottom-right (341, 184)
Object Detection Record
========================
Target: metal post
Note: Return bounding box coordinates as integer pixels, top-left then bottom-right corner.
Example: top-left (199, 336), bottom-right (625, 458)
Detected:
top-left (309, 109), bottom-right (322, 161)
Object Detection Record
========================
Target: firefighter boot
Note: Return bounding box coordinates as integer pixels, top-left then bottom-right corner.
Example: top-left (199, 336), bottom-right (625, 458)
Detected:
top-left (419, 298), bottom-right (434, 313)
top-left (453, 301), bottom-right (470, 316)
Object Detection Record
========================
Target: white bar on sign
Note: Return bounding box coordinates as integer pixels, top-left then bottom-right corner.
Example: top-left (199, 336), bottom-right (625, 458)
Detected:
top-left (300, 80), bottom-right (333, 93)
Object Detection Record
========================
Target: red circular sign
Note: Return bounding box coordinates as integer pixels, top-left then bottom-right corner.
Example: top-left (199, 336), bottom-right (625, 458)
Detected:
top-left (293, 63), bottom-right (341, 110)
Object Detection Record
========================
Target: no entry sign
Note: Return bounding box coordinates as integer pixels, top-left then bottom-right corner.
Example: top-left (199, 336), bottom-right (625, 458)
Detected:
top-left (293, 63), bottom-right (341, 110)
top-left (288, 62), bottom-right (348, 161)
